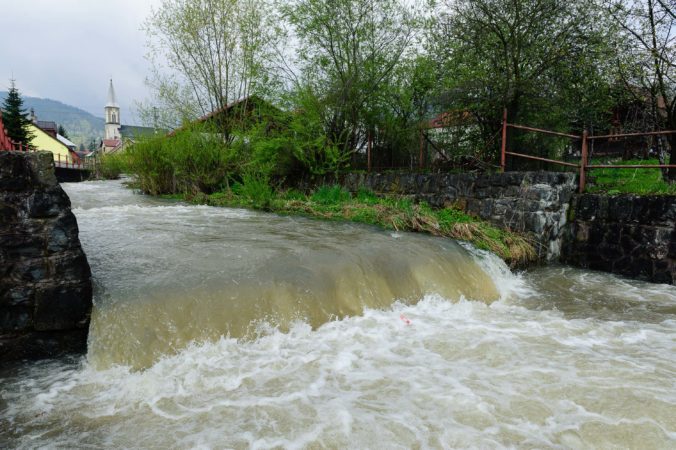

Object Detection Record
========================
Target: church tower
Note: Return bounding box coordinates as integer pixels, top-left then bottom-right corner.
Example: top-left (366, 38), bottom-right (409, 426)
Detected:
top-left (104, 79), bottom-right (121, 140)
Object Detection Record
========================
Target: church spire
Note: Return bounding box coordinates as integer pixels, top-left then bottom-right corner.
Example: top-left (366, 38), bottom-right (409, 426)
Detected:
top-left (104, 79), bottom-right (121, 140)
top-left (106, 79), bottom-right (118, 108)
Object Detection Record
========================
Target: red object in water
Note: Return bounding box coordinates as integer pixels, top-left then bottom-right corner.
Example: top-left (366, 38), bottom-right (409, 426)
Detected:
top-left (399, 314), bottom-right (411, 325)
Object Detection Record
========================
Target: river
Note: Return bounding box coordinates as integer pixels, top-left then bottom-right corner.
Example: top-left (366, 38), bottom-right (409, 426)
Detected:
top-left (1, 179), bottom-right (675, 448)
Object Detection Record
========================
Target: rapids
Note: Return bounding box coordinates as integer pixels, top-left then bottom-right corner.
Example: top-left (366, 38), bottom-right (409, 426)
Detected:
top-left (1, 179), bottom-right (675, 449)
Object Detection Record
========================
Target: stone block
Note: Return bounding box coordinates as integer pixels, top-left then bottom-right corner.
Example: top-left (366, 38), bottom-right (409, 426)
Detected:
top-left (1, 151), bottom-right (92, 360)
top-left (33, 282), bottom-right (92, 331)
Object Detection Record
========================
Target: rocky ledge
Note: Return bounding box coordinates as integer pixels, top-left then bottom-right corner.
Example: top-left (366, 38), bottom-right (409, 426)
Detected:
top-left (1, 151), bottom-right (92, 360)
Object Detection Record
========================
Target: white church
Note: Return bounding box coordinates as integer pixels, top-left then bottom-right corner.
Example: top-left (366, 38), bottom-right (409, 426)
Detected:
top-left (100, 79), bottom-right (155, 153)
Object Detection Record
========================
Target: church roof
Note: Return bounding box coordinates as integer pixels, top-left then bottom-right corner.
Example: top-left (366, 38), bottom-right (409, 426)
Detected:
top-left (106, 79), bottom-right (119, 108)
top-left (102, 138), bottom-right (121, 147)
top-left (120, 124), bottom-right (157, 139)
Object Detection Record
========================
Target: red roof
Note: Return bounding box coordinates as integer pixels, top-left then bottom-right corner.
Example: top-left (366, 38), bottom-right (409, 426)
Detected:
top-left (102, 139), bottom-right (121, 147)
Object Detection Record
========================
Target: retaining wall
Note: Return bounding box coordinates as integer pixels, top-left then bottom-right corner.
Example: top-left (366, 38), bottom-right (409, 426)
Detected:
top-left (341, 171), bottom-right (577, 260)
top-left (562, 194), bottom-right (676, 284)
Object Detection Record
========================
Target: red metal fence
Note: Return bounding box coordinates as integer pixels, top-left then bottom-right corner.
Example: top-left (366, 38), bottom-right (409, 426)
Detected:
top-left (500, 108), bottom-right (676, 192)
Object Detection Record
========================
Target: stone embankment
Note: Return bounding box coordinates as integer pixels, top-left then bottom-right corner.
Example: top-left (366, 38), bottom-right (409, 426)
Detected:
top-left (562, 194), bottom-right (675, 284)
top-left (342, 171), bottom-right (577, 261)
top-left (1, 151), bottom-right (92, 360)
top-left (340, 171), bottom-right (675, 284)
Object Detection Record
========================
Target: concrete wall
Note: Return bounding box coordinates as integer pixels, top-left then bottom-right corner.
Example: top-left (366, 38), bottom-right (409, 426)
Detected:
top-left (562, 194), bottom-right (676, 284)
top-left (341, 171), bottom-right (577, 261)
top-left (0, 151), bottom-right (93, 360)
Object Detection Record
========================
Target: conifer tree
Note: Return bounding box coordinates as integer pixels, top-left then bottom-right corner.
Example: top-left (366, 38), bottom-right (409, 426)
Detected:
top-left (57, 124), bottom-right (68, 139)
top-left (1, 79), bottom-right (34, 146)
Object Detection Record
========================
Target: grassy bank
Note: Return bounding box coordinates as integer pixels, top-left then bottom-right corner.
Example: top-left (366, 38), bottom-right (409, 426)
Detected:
top-left (98, 127), bottom-right (536, 266)
top-left (587, 158), bottom-right (676, 195)
top-left (180, 185), bottom-right (537, 268)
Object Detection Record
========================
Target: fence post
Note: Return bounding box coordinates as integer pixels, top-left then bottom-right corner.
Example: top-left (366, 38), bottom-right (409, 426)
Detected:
top-left (418, 128), bottom-right (424, 170)
top-left (367, 131), bottom-right (372, 173)
top-left (501, 108), bottom-right (507, 172)
top-left (579, 129), bottom-right (589, 193)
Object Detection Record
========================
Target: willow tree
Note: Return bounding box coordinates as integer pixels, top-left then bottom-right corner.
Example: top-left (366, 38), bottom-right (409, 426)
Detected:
top-left (142, 0), bottom-right (280, 132)
top-left (282, 0), bottom-right (420, 159)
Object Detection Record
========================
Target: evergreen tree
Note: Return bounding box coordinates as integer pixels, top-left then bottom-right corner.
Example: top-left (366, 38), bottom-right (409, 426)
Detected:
top-left (57, 124), bottom-right (69, 139)
top-left (1, 79), bottom-right (34, 146)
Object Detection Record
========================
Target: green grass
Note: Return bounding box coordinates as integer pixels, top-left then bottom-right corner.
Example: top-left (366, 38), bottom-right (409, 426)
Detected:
top-left (587, 158), bottom-right (676, 195)
top-left (200, 184), bottom-right (536, 267)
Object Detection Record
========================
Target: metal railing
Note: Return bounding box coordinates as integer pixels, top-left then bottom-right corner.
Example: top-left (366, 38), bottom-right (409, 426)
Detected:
top-left (1, 144), bottom-right (97, 171)
top-left (499, 108), bottom-right (676, 192)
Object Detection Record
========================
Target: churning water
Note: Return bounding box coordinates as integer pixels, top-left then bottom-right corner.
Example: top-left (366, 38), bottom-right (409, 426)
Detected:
top-left (1, 180), bottom-right (675, 449)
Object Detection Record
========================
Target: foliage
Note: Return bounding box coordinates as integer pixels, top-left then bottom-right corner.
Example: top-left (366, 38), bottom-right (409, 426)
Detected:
top-left (57, 124), bottom-right (68, 139)
top-left (282, 0), bottom-right (420, 160)
top-left (232, 171), bottom-right (274, 209)
top-left (427, 0), bottom-right (618, 163)
top-left (97, 153), bottom-right (127, 180)
top-left (1, 79), bottom-right (34, 146)
top-left (142, 0), bottom-right (282, 131)
top-left (124, 123), bottom-right (234, 195)
top-left (605, 0), bottom-right (676, 180)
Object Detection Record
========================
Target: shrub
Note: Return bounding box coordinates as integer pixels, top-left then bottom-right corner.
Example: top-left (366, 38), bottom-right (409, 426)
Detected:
top-left (232, 171), bottom-right (274, 210)
top-left (124, 123), bottom-right (234, 195)
top-left (96, 153), bottom-right (127, 179)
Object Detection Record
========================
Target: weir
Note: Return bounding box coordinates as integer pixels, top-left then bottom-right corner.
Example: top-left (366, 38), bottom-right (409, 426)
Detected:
top-left (69, 183), bottom-right (500, 369)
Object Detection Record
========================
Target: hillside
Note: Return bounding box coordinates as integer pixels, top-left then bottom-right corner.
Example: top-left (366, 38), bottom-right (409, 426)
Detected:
top-left (0, 92), bottom-right (103, 148)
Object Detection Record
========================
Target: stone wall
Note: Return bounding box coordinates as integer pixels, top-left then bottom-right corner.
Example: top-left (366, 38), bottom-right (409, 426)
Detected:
top-left (340, 171), bottom-right (577, 260)
top-left (562, 194), bottom-right (676, 284)
top-left (0, 151), bottom-right (92, 360)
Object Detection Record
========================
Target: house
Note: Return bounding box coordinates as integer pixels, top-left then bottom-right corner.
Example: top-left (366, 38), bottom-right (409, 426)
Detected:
top-left (28, 122), bottom-right (79, 165)
top-left (169, 95), bottom-right (286, 137)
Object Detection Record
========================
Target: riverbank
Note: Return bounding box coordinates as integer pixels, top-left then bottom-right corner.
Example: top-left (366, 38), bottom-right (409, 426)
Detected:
top-left (166, 184), bottom-right (537, 268)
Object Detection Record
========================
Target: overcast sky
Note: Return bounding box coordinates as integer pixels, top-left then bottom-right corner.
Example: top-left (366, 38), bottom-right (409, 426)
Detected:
top-left (0, 0), bottom-right (161, 123)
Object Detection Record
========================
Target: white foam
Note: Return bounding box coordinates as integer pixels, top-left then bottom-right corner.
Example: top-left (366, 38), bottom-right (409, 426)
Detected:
top-left (3, 294), bottom-right (675, 449)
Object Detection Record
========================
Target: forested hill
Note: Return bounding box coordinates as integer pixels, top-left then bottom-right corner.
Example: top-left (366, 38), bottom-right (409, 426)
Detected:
top-left (0, 92), bottom-right (103, 147)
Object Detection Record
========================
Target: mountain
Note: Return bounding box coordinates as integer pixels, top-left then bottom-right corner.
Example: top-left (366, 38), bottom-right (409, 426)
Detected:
top-left (0, 92), bottom-right (104, 148)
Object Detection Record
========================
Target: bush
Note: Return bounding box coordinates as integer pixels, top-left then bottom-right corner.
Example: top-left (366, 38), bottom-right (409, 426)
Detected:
top-left (232, 171), bottom-right (274, 210)
top-left (96, 153), bottom-right (127, 179)
top-left (124, 123), bottom-right (234, 195)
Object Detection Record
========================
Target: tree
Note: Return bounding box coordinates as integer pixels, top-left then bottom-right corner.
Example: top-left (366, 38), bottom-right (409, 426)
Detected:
top-left (1, 79), bottom-right (34, 146)
top-left (57, 124), bottom-right (69, 139)
top-left (87, 138), bottom-right (99, 152)
top-left (606, 0), bottom-right (676, 180)
top-left (142, 0), bottom-right (281, 134)
top-left (429, 0), bottom-right (617, 162)
top-left (283, 0), bottom-right (420, 159)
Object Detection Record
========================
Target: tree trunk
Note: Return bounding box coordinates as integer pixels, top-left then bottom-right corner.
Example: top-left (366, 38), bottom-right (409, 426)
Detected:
top-left (667, 133), bottom-right (676, 181)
